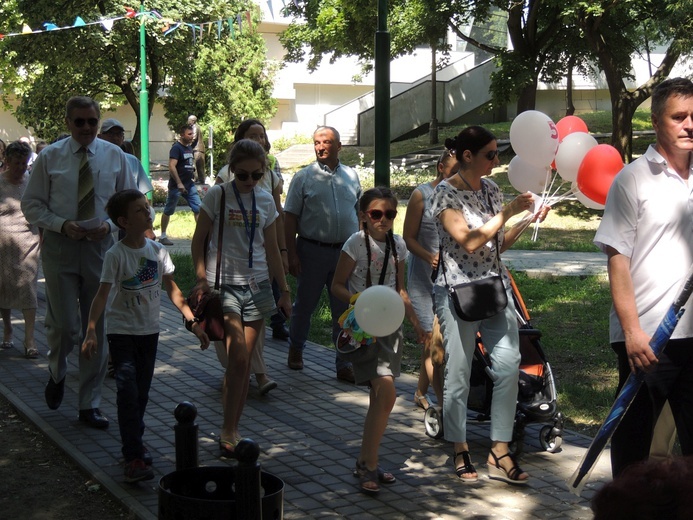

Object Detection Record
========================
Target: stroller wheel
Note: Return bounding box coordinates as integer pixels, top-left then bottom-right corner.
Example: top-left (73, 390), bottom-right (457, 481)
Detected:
top-left (424, 406), bottom-right (444, 439)
top-left (540, 425), bottom-right (563, 453)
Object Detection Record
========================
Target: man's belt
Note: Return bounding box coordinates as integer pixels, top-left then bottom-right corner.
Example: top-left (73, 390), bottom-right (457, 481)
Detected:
top-left (299, 236), bottom-right (344, 249)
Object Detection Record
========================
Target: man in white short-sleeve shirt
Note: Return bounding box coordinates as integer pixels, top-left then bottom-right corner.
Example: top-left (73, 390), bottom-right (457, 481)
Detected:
top-left (594, 77), bottom-right (693, 477)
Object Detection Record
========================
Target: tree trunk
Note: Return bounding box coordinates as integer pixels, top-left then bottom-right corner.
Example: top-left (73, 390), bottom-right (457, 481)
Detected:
top-left (516, 79), bottom-right (538, 113)
top-left (429, 45), bottom-right (438, 145)
top-left (565, 61), bottom-right (575, 116)
top-left (611, 95), bottom-right (634, 162)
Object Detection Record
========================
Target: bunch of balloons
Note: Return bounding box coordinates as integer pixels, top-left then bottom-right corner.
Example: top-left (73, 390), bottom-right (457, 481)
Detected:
top-left (508, 112), bottom-right (624, 208)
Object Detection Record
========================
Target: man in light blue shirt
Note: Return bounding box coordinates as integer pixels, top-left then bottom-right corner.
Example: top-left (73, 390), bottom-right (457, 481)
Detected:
top-left (22, 96), bottom-right (137, 429)
top-left (284, 126), bottom-right (361, 382)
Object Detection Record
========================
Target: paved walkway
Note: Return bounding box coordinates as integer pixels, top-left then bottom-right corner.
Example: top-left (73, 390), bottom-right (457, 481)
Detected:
top-left (0, 251), bottom-right (612, 520)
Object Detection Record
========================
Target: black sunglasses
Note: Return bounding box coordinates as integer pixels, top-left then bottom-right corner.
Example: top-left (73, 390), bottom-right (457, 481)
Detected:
top-left (366, 209), bottom-right (398, 221)
top-left (483, 149), bottom-right (500, 161)
top-left (71, 117), bottom-right (99, 128)
top-left (235, 172), bottom-right (264, 181)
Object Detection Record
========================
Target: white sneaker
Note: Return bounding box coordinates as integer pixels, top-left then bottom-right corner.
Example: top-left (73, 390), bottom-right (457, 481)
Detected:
top-left (159, 236), bottom-right (173, 246)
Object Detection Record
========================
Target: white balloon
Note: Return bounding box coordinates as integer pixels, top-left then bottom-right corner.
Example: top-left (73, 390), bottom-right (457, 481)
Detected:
top-left (509, 110), bottom-right (559, 168)
top-left (571, 182), bottom-right (605, 210)
top-left (507, 156), bottom-right (550, 194)
top-left (555, 132), bottom-right (598, 183)
top-left (354, 285), bottom-right (405, 337)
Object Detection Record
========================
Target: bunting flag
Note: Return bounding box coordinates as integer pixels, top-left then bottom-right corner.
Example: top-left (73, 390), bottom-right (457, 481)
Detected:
top-left (0, 8), bottom-right (255, 42)
top-left (267, 0), bottom-right (274, 19)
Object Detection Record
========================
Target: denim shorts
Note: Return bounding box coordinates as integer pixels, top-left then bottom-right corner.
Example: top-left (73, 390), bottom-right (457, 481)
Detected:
top-left (163, 182), bottom-right (201, 215)
top-left (220, 279), bottom-right (275, 322)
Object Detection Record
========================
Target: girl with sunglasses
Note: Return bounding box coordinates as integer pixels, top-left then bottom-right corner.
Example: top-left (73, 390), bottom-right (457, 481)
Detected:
top-left (214, 120), bottom-right (287, 395)
top-left (332, 187), bottom-right (425, 494)
top-left (403, 149), bottom-right (460, 412)
top-left (431, 126), bottom-right (549, 485)
top-left (191, 138), bottom-right (292, 458)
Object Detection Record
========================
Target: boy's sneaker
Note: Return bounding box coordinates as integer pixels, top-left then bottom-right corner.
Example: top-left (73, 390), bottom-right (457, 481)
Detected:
top-left (159, 236), bottom-right (174, 246)
top-left (123, 459), bottom-right (154, 483)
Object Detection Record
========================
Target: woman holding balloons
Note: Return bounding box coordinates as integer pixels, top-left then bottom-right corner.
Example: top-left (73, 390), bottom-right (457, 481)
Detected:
top-left (332, 186), bottom-right (425, 495)
top-left (431, 126), bottom-right (549, 485)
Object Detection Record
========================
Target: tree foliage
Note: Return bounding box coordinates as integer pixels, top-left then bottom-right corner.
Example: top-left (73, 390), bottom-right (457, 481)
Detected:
top-left (0, 0), bottom-right (276, 165)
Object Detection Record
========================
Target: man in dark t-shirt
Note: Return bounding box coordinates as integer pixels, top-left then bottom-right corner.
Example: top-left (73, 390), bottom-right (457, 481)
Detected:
top-left (159, 124), bottom-right (202, 246)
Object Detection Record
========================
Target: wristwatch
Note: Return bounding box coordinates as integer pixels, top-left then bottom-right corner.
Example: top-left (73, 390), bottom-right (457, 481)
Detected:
top-left (185, 317), bottom-right (200, 329)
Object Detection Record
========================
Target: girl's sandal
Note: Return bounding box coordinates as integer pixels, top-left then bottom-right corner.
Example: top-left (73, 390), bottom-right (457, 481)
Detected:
top-left (487, 451), bottom-right (529, 485)
top-left (454, 451), bottom-right (478, 482)
top-left (1, 341), bottom-right (13, 350)
top-left (353, 460), bottom-right (380, 495)
top-left (219, 439), bottom-right (239, 459)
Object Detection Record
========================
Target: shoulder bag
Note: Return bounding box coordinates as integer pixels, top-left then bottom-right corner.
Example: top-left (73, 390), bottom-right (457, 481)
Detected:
top-left (185, 186), bottom-right (226, 340)
top-left (442, 181), bottom-right (508, 322)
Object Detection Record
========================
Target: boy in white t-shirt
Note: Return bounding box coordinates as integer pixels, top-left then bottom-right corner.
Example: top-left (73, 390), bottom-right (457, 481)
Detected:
top-left (82, 189), bottom-right (209, 483)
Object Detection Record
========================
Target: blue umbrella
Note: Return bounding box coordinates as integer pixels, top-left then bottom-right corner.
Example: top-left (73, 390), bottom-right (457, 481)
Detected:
top-left (567, 264), bottom-right (693, 496)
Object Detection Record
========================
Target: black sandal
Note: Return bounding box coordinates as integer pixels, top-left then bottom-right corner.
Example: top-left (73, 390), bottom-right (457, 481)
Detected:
top-left (353, 460), bottom-right (396, 484)
top-left (487, 451), bottom-right (529, 485)
top-left (454, 451), bottom-right (478, 482)
top-left (353, 460), bottom-right (380, 494)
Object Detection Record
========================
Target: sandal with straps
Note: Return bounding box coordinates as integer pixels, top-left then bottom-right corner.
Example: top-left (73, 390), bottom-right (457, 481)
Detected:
top-left (487, 451), bottom-right (529, 485)
top-left (353, 460), bottom-right (396, 484)
top-left (414, 391), bottom-right (431, 411)
top-left (24, 342), bottom-right (39, 359)
top-left (353, 460), bottom-right (380, 495)
top-left (219, 438), bottom-right (239, 459)
top-left (453, 451), bottom-right (478, 482)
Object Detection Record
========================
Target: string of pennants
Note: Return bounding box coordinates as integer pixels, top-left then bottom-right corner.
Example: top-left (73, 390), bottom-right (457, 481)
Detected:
top-left (0, 4), bottom-right (279, 42)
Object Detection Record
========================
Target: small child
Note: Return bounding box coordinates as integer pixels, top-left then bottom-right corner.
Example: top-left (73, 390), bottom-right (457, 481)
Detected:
top-left (331, 187), bottom-right (425, 495)
top-left (82, 189), bottom-right (209, 483)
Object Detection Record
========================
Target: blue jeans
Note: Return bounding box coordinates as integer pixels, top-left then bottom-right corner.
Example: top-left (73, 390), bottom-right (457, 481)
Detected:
top-left (108, 333), bottom-right (158, 462)
top-left (434, 284), bottom-right (520, 443)
top-left (289, 238), bottom-right (350, 371)
top-left (163, 182), bottom-right (201, 215)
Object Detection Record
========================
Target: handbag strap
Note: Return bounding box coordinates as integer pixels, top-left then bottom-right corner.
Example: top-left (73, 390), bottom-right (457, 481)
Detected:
top-left (214, 187), bottom-right (225, 290)
top-left (365, 233), bottom-right (391, 288)
top-left (437, 179), bottom-right (502, 288)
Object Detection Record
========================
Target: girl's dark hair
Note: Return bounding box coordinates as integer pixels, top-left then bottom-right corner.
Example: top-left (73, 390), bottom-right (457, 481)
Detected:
top-left (228, 138), bottom-right (267, 172)
top-left (106, 189), bottom-right (146, 230)
top-left (444, 126), bottom-right (496, 157)
top-left (234, 119), bottom-right (271, 152)
top-left (359, 186), bottom-right (400, 292)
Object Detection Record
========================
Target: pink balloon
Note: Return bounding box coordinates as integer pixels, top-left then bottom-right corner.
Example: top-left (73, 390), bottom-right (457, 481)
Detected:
top-left (555, 116), bottom-right (589, 142)
top-left (576, 144), bottom-right (624, 206)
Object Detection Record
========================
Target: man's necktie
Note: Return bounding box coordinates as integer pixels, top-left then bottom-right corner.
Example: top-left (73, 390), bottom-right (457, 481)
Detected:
top-left (77, 147), bottom-right (95, 220)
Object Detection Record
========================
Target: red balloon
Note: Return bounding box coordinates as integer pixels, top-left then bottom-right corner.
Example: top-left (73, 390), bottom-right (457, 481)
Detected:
top-left (555, 116), bottom-right (589, 142)
top-left (576, 144), bottom-right (624, 205)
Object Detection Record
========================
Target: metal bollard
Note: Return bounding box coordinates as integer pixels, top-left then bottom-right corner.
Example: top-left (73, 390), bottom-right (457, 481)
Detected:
top-left (234, 439), bottom-right (262, 520)
top-left (174, 401), bottom-right (198, 471)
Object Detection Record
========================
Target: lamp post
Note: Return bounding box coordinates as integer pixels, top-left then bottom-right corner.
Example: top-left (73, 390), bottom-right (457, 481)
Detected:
top-left (139, 0), bottom-right (151, 186)
top-left (373, 0), bottom-right (390, 187)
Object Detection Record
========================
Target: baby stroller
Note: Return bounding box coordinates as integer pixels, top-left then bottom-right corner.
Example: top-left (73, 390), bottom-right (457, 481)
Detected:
top-left (424, 274), bottom-right (564, 456)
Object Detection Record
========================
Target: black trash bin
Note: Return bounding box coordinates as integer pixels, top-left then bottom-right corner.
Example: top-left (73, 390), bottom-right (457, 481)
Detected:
top-left (158, 466), bottom-right (284, 520)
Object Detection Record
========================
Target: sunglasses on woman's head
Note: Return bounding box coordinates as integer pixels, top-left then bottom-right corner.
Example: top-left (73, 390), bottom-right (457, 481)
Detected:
top-left (366, 209), bottom-right (398, 221)
top-left (70, 117), bottom-right (99, 128)
top-left (484, 149), bottom-right (500, 161)
top-left (235, 172), bottom-right (264, 181)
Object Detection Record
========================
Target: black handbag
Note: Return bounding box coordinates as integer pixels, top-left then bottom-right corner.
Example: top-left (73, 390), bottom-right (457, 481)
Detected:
top-left (185, 186), bottom-right (226, 341)
top-left (441, 180), bottom-right (508, 322)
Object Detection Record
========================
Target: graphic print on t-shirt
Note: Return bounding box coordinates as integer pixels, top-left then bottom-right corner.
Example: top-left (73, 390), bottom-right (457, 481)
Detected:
top-left (228, 208), bottom-right (259, 227)
top-left (121, 257), bottom-right (159, 291)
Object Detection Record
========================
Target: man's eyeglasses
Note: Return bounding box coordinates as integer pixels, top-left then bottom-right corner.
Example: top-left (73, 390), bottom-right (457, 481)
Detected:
top-left (366, 209), bottom-right (398, 221)
top-left (235, 172), bottom-right (264, 181)
top-left (483, 149), bottom-right (500, 161)
top-left (70, 117), bottom-right (99, 128)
